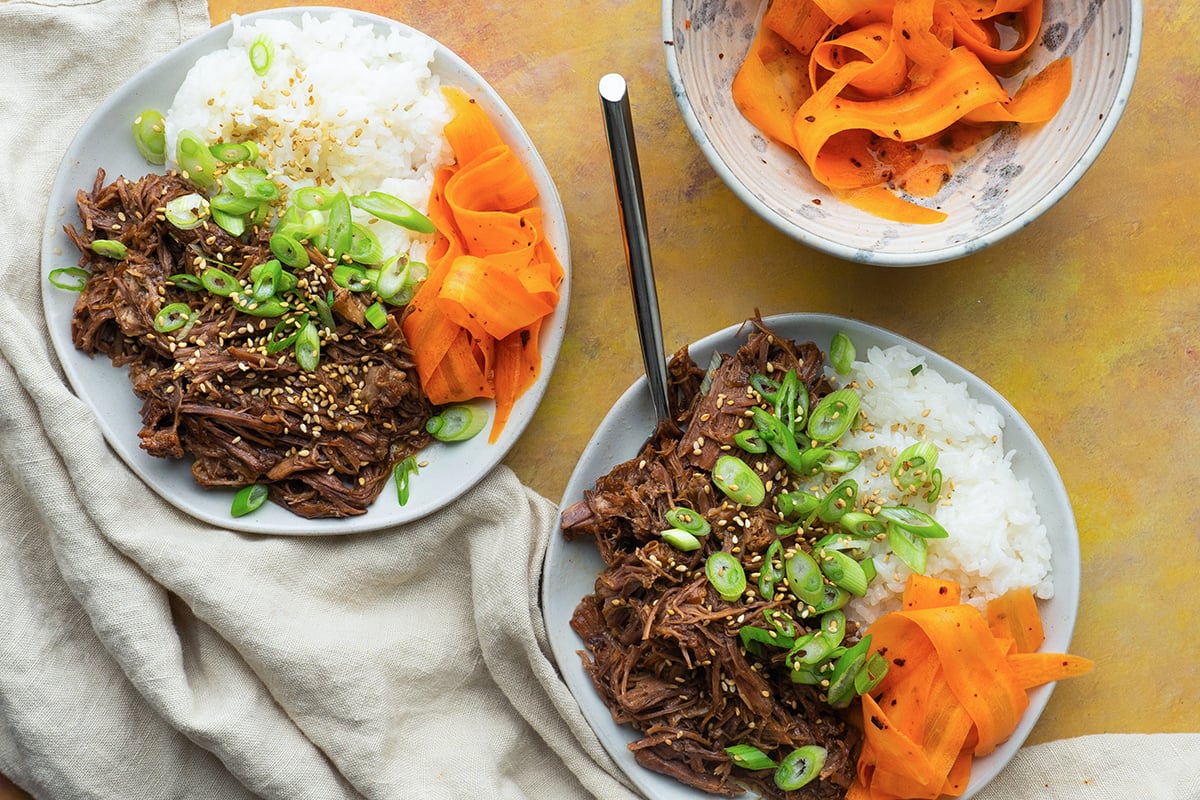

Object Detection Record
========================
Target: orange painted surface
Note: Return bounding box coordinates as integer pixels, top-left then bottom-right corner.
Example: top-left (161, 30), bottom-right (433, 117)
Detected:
top-left (5, 1), bottom-right (1197, 798)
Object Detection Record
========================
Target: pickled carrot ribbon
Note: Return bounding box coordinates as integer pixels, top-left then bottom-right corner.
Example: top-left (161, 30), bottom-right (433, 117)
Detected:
top-left (403, 87), bottom-right (564, 443)
top-left (847, 574), bottom-right (1093, 799)
top-left (732, 0), bottom-right (1073, 223)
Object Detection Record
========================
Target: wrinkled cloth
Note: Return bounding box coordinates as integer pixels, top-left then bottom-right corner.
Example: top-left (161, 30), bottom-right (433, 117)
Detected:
top-left (0, 2), bottom-right (1195, 800)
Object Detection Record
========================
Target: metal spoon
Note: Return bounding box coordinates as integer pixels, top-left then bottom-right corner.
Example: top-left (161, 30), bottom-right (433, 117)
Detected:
top-left (598, 72), bottom-right (671, 425)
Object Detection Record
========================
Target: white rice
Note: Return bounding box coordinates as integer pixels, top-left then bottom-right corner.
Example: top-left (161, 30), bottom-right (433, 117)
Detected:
top-left (824, 345), bottom-right (1053, 625)
top-left (163, 11), bottom-right (454, 261)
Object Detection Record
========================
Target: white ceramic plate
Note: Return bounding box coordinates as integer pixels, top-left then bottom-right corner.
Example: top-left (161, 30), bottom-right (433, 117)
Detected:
top-left (663, 0), bottom-right (1142, 266)
top-left (542, 313), bottom-right (1080, 799)
top-left (40, 7), bottom-right (570, 535)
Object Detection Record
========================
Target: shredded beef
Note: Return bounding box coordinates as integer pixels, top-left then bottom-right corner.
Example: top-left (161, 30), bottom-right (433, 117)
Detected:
top-left (561, 319), bottom-right (860, 799)
top-left (65, 169), bottom-right (434, 518)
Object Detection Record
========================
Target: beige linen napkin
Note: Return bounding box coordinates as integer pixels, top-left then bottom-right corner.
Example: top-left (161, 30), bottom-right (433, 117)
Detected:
top-left (0, 2), bottom-right (1194, 800)
top-left (0, 1), bottom-right (635, 798)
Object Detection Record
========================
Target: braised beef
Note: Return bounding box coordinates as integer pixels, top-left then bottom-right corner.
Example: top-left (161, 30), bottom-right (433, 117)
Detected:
top-left (562, 320), bottom-right (857, 799)
top-left (64, 169), bottom-right (434, 518)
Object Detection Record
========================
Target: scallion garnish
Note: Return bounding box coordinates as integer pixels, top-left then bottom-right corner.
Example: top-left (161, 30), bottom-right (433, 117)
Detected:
top-left (47, 267), bottom-right (89, 291)
top-left (724, 744), bottom-right (776, 771)
top-left (705, 551), bottom-right (747, 602)
top-left (131, 109), bottom-right (166, 165)
top-left (349, 190), bottom-right (436, 233)
top-left (711, 454), bottom-right (765, 507)
top-left (425, 404), bottom-right (488, 442)
top-left (775, 745), bottom-right (827, 791)
top-left (90, 239), bottom-right (127, 260)
top-left (153, 302), bottom-right (193, 333)
top-left (248, 34), bottom-right (274, 76)
top-left (394, 456), bottom-right (418, 506)
top-left (231, 483), bottom-right (268, 517)
top-left (829, 331), bottom-right (855, 375)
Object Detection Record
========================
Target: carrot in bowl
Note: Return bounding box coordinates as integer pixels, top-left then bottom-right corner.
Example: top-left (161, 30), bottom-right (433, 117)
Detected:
top-left (847, 573), bottom-right (1093, 799)
top-left (403, 87), bottom-right (564, 443)
top-left (731, 0), bottom-right (1073, 223)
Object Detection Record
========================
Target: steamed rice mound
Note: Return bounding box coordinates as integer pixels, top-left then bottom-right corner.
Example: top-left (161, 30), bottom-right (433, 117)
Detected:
top-left (838, 345), bottom-right (1053, 624)
top-left (163, 11), bottom-right (453, 260)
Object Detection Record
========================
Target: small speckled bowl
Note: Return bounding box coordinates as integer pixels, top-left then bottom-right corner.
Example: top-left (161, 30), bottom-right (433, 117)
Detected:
top-left (663, 0), bottom-right (1142, 266)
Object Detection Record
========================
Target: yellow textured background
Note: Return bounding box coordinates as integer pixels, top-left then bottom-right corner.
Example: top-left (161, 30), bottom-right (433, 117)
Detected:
top-left (5, 0), bottom-right (1197, 797)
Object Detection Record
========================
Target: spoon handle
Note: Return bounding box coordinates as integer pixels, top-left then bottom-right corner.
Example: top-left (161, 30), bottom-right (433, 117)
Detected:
top-left (599, 72), bottom-right (671, 425)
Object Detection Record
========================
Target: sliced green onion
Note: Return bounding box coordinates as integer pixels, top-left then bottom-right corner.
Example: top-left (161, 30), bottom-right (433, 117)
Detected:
top-left (856, 650), bottom-right (889, 695)
top-left (251, 269), bottom-right (278, 303)
top-left (230, 292), bottom-right (287, 318)
top-left (248, 33), bottom-right (274, 76)
top-left (211, 208), bottom-right (246, 237)
top-left (775, 746), bottom-right (827, 791)
top-left (200, 267), bottom-right (239, 296)
top-left (837, 510), bottom-right (887, 538)
top-left (163, 192), bottom-right (208, 229)
top-left (661, 529), bottom-right (702, 552)
top-left (776, 490), bottom-right (820, 520)
top-left (309, 293), bottom-right (336, 332)
top-left (332, 264), bottom-right (372, 291)
top-left (381, 261), bottom-right (427, 306)
top-left (877, 505), bottom-right (949, 539)
top-left (266, 317), bottom-right (302, 354)
top-left (739, 624), bottom-right (778, 656)
top-left (90, 239), bottom-right (127, 260)
top-left (773, 369), bottom-right (803, 435)
top-left (363, 300), bottom-right (388, 329)
top-left (47, 267), bottom-right (89, 291)
top-left (348, 223), bottom-right (385, 265)
top-left (887, 524), bottom-right (929, 574)
top-left (815, 478), bottom-right (858, 524)
top-left (819, 449), bottom-right (862, 473)
top-left (209, 141), bottom-right (258, 163)
top-left (224, 166), bottom-right (277, 201)
top-left (373, 254), bottom-right (410, 299)
top-left (175, 129), bottom-right (217, 189)
top-left (131, 109), bottom-right (166, 164)
top-left (294, 320), bottom-right (320, 371)
top-left (269, 232), bottom-right (309, 268)
top-left (807, 388), bottom-right (861, 444)
top-left (749, 373), bottom-right (781, 402)
top-left (725, 744), bottom-right (777, 771)
top-left (291, 186), bottom-right (335, 210)
top-left (167, 273), bottom-right (203, 291)
top-left (425, 403), bottom-right (488, 442)
top-left (830, 331), bottom-right (855, 375)
top-left (231, 483), bottom-right (268, 517)
top-left (757, 539), bottom-right (785, 600)
top-left (817, 548), bottom-right (870, 596)
top-left (705, 551), bottom-right (747, 602)
top-left (826, 635), bottom-right (872, 708)
top-left (789, 659), bottom-right (825, 685)
top-left (784, 549), bottom-right (825, 608)
top-left (911, 363), bottom-right (924, 375)
top-left (733, 428), bottom-right (767, 454)
top-left (751, 406), bottom-right (804, 473)
top-left (712, 454), bottom-right (765, 507)
top-left (812, 583), bottom-right (851, 615)
top-left (324, 191), bottom-right (354, 262)
top-left (665, 506), bottom-right (710, 537)
top-left (766, 607), bottom-right (798, 640)
top-left (210, 190), bottom-right (260, 216)
top-left (788, 630), bottom-right (838, 666)
top-left (153, 302), bottom-right (193, 333)
top-left (891, 441), bottom-right (940, 492)
top-left (350, 191), bottom-right (436, 233)
top-left (926, 467), bottom-right (944, 503)
top-left (394, 455), bottom-right (418, 506)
